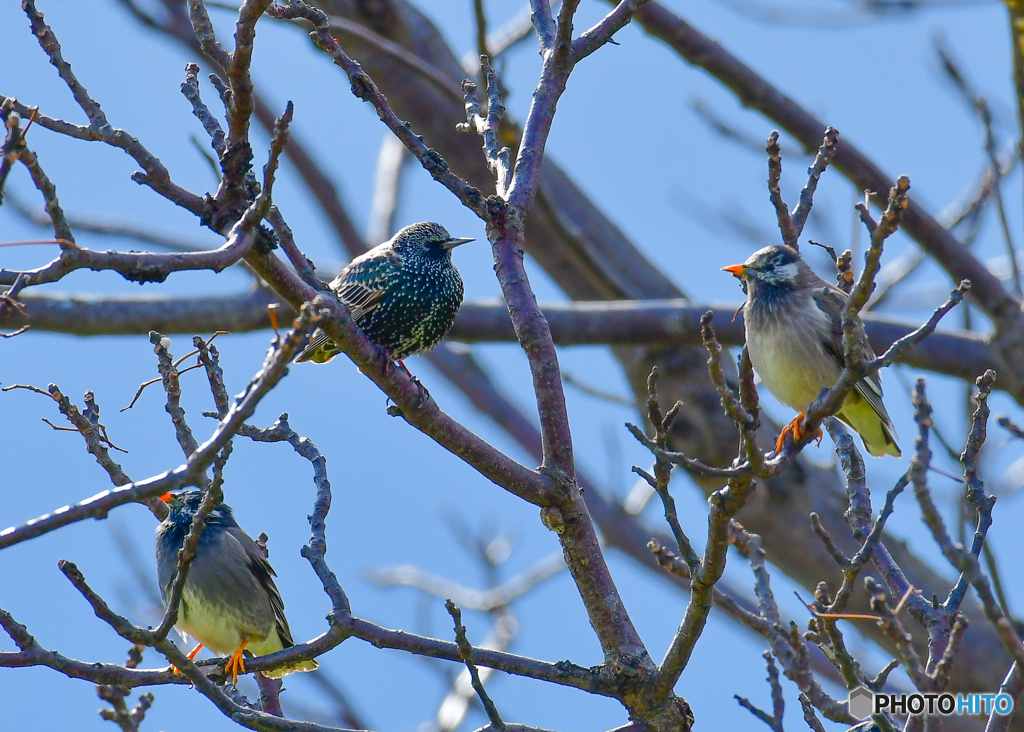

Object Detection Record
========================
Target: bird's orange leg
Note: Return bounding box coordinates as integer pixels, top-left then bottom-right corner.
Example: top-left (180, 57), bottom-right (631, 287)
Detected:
top-left (774, 412), bottom-right (823, 453)
top-left (171, 643), bottom-right (203, 675)
top-left (224, 639), bottom-right (249, 685)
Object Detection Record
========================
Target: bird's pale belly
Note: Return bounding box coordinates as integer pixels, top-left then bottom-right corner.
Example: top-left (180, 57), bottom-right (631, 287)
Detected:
top-left (177, 587), bottom-right (279, 656)
top-left (747, 326), bottom-right (839, 412)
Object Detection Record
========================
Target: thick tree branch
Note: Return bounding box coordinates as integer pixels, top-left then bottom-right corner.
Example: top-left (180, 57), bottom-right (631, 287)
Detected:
top-left (9, 296), bottom-right (1002, 386)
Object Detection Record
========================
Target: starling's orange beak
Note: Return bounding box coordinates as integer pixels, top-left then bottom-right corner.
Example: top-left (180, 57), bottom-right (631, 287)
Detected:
top-left (159, 492), bottom-right (174, 503)
top-left (722, 264), bottom-right (750, 278)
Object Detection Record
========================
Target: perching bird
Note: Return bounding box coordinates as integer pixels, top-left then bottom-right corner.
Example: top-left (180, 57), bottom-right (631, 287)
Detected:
top-left (295, 221), bottom-right (472, 365)
top-left (722, 245), bottom-right (901, 458)
top-left (155, 489), bottom-right (318, 683)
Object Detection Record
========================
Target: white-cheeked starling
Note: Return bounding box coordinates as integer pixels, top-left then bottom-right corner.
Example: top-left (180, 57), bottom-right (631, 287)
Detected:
top-left (723, 244), bottom-right (901, 458)
top-left (155, 489), bottom-right (318, 683)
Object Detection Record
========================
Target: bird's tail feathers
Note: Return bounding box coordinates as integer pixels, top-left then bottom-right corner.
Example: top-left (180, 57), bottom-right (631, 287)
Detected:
top-left (263, 658), bottom-right (319, 678)
top-left (835, 404), bottom-right (901, 458)
top-left (841, 387), bottom-right (902, 458)
top-left (294, 328), bottom-right (338, 364)
top-left (877, 419), bottom-right (902, 458)
top-left (838, 412), bottom-right (901, 458)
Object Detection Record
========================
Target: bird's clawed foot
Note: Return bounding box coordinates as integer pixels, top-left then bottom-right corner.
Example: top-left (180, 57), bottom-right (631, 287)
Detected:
top-left (774, 412), bottom-right (822, 454)
top-left (391, 358), bottom-right (429, 407)
top-left (224, 639), bottom-right (249, 685)
top-left (410, 374), bottom-right (430, 407)
top-left (171, 643), bottom-right (204, 675)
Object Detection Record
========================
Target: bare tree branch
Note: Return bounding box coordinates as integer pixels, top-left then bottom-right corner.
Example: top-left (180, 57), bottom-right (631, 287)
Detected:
top-left (267, 2), bottom-right (488, 219)
top-left (8, 296), bottom-right (1003, 387)
top-left (0, 303), bottom-right (322, 550)
top-left (445, 600), bottom-right (506, 732)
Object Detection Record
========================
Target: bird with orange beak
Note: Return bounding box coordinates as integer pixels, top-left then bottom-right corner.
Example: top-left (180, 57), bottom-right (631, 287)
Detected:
top-left (723, 244), bottom-right (900, 458)
top-left (155, 489), bottom-right (318, 683)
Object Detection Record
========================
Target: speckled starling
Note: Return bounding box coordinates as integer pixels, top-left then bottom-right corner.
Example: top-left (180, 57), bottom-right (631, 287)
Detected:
top-left (295, 221), bottom-right (472, 365)
top-left (155, 489), bottom-right (318, 683)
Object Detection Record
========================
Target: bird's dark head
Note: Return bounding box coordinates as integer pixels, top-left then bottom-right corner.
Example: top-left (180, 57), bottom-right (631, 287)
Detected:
top-left (159, 489), bottom-right (236, 528)
top-left (390, 222), bottom-right (473, 259)
top-left (722, 245), bottom-right (807, 296)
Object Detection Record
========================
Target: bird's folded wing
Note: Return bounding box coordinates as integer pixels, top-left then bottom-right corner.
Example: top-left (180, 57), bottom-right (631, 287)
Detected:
top-left (334, 279), bottom-right (387, 322)
top-left (229, 526), bottom-right (294, 648)
top-left (295, 269), bottom-right (389, 362)
top-left (328, 247), bottom-right (396, 320)
top-left (811, 286), bottom-right (892, 424)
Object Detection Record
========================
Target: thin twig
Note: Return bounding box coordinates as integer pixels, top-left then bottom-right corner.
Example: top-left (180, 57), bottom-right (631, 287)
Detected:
top-left (766, 130), bottom-right (798, 248)
top-left (734, 651), bottom-right (785, 732)
top-left (0, 303), bottom-right (324, 549)
top-left (445, 600), bottom-right (505, 731)
top-left (791, 127), bottom-right (840, 238)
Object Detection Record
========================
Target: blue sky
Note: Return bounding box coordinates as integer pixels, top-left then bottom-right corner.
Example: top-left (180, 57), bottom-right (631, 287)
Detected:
top-left (1, 1), bottom-right (1022, 730)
